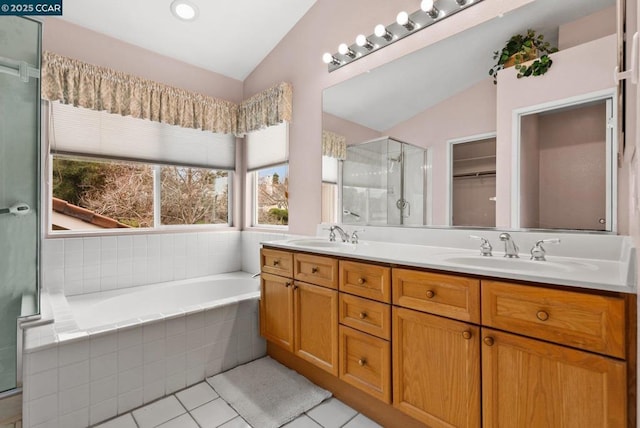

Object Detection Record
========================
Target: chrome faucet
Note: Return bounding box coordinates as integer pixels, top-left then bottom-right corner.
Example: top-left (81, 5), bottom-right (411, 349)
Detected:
top-left (530, 239), bottom-right (561, 261)
top-left (350, 230), bottom-right (364, 244)
top-left (499, 233), bottom-right (519, 258)
top-left (328, 225), bottom-right (350, 242)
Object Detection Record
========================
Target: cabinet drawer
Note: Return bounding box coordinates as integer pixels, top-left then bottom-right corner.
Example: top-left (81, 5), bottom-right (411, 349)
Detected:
top-left (339, 293), bottom-right (391, 340)
top-left (261, 248), bottom-right (293, 277)
top-left (482, 281), bottom-right (626, 358)
top-left (339, 325), bottom-right (391, 403)
top-left (294, 253), bottom-right (338, 289)
top-left (392, 268), bottom-right (480, 323)
top-left (339, 260), bottom-right (391, 303)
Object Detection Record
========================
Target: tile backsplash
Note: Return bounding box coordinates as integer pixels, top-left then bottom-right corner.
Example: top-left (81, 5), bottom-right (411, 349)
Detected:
top-left (42, 231), bottom-right (242, 296)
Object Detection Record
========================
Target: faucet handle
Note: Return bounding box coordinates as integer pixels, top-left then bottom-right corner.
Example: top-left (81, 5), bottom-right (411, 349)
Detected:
top-left (350, 229), bottom-right (365, 244)
top-left (322, 226), bottom-right (337, 242)
top-left (469, 235), bottom-right (492, 257)
top-left (530, 239), bottom-right (561, 261)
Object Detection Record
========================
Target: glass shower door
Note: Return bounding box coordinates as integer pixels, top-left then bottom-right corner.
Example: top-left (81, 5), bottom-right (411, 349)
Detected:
top-left (0, 16), bottom-right (41, 393)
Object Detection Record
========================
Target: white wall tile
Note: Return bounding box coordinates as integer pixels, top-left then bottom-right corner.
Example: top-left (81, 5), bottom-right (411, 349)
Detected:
top-left (90, 398), bottom-right (117, 426)
top-left (91, 375), bottom-right (117, 405)
top-left (29, 368), bottom-right (58, 400)
top-left (59, 360), bottom-right (89, 391)
top-left (117, 388), bottom-right (143, 414)
top-left (118, 327), bottom-right (142, 350)
top-left (59, 340), bottom-right (89, 366)
top-left (29, 393), bottom-right (59, 426)
top-left (142, 321), bottom-right (165, 344)
top-left (58, 383), bottom-right (90, 416)
top-left (28, 346), bottom-right (58, 375)
top-left (118, 367), bottom-right (143, 394)
top-left (91, 333), bottom-right (117, 358)
top-left (58, 407), bottom-right (89, 428)
top-left (91, 353), bottom-right (117, 381)
top-left (117, 345), bottom-right (142, 372)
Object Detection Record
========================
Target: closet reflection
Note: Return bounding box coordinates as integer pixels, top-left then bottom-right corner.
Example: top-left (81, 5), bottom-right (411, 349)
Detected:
top-left (342, 137), bottom-right (426, 226)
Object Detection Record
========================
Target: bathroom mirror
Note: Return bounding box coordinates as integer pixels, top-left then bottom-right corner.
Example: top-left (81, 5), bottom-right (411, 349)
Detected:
top-left (322, 0), bottom-right (619, 231)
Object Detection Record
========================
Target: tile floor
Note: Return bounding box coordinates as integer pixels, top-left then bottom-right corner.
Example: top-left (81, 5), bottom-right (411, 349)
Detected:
top-left (94, 379), bottom-right (381, 428)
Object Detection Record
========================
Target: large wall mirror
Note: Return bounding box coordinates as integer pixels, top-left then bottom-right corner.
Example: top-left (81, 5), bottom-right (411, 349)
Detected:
top-left (322, 0), bottom-right (620, 232)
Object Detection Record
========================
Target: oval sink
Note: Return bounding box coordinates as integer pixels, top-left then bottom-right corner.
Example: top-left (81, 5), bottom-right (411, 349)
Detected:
top-left (442, 256), bottom-right (574, 273)
top-left (287, 239), bottom-right (352, 249)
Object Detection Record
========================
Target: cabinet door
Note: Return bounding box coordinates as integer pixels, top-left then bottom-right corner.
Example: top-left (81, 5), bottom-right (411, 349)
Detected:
top-left (294, 282), bottom-right (339, 375)
top-left (260, 272), bottom-right (293, 351)
top-left (393, 307), bottom-right (480, 428)
top-left (482, 328), bottom-right (627, 428)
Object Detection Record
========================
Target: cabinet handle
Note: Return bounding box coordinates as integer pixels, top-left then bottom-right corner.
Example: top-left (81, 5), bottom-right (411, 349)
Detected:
top-left (462, 331), bottom-right (472, 340)
top-left (311, 266), bottom-right (318, 273)
top-left (426, 290), bottom-right (435, 298)
top-left (358, 358), bottom-right (367, 366)
top-left (536, 310), bottom-right (549, 321)
top-left (357, 277), bottom-right (366, 285)
top-left (273, 259), bottom-right (280, 266)
top-left (284, 281), bottom-right (291, 287)
top-left (483, 337), bottom-right (494, 346)
top-left (293, 284), bottom-right (298, 291)
top-left (359, 312), bottom-right (367, 319)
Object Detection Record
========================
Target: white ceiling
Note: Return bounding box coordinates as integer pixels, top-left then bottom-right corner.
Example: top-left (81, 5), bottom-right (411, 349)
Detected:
top-left (58, 0), bottom-right (317, 81)
top-left (323, 0), bottom-right (615, 132)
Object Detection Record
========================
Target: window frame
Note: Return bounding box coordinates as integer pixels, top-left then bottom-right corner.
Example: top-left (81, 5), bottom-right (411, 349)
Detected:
top-left (47, 153), bottom-right (235, 236)
top-left (251, 162), bottom-right (289, 230)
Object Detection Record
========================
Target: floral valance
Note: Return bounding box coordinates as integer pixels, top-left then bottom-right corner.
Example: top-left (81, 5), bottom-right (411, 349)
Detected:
top-left (237, 81), bottom-right (292, 136)
top-left (322, 130), bottom-right (346, 160)
top-left (41, 51), bottom-right (239, 134)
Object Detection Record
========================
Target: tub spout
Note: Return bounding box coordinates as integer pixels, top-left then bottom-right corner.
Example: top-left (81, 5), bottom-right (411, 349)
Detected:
top-left (251, 272), bottom-right (261, 278)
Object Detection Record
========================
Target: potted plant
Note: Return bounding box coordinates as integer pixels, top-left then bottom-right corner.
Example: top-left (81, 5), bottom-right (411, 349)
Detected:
top-left (489, 29), bottom-right (558, 84)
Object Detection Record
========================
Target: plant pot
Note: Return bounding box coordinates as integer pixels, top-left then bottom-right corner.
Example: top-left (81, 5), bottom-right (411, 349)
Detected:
top-left (503, 48), bottom-right (538, 68)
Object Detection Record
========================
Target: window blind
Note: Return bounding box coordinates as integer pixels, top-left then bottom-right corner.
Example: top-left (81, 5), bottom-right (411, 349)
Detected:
top-left (245, 121), bottom-right (289, 171)
top-left (49, 102), bottom-right (236, 169)
top-left (322, 155), bottom-right (339, 183)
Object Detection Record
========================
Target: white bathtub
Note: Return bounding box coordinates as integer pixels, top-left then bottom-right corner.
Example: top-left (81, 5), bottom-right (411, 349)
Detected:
top-left (23, 272), bottom-right (265, 427)
top-left (67, 272), bottom-right (260, 330)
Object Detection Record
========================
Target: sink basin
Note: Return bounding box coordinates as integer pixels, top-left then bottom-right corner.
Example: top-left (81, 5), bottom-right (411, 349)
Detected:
top-left (442, 256), bottom-right (574, 273)
top-left (287, 239), bottom-right (352, 249)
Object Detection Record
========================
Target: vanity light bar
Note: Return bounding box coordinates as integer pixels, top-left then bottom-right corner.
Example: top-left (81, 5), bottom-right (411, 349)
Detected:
top-left (323, 0), bottom-right (483, 72)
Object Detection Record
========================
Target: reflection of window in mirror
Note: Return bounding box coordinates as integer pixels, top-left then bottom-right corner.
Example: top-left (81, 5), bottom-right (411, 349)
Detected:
top-left (517, 95), bottom-right (615, 231)
top-left (322, 155), bottom-right (339, 223)
top-left (449, 136), bottom-right (496, 227)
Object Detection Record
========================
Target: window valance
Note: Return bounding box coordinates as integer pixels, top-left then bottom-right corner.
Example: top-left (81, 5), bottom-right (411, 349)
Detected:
top-left (237, 82), bottom-right (292, 136)
top-left (322, 130), bottom-right (347, 160)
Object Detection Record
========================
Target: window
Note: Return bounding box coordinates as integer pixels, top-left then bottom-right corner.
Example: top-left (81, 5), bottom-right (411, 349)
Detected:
top-left (254, 164), bottom-right (288, 226)
top-left (47, 102), bottom-right (235, 232)
top-left (245, 122), bottom-right (289, 227)
top-left (51, 155), bottom-right (230, 231)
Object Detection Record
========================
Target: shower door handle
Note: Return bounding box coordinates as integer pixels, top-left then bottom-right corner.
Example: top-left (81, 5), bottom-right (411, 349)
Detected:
top-left (0, 202), bottom-right (30, 216)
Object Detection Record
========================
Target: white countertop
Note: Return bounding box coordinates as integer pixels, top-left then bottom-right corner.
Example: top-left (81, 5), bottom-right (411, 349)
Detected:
top-left (262, 237), bottom-right (636, 294)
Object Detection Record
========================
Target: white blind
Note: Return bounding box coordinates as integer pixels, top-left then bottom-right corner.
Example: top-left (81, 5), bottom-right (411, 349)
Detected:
top-left (322, 155), bottom-right (338, 183)
top-left (245, 121), bottom-right (289, 171)
top-left (49, 102), bottom-right (236, 169)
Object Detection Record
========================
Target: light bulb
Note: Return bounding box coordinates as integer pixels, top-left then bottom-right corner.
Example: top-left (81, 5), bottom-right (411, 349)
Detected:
top-left (421, 0), bottom-right (434, 12)
top-left (170, 0), bottom-right (199, 21)
top-left (396, 11), bottom-right (409, 26)
top-left (338, 43), bottom-right (349, 55)
top-left (356, 34), bottom-right (374, 50)
top-left (374, 24), bottom-right (393, 41)
top-left (322, 53), bottom-right (334, 64)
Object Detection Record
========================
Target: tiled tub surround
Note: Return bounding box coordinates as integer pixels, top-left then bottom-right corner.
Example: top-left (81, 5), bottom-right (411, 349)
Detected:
top-left (21, 273), bottom-right (265, 428)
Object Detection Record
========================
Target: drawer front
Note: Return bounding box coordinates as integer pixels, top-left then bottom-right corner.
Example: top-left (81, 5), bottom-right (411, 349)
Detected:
top-left (482, 281), bottom-right (626, 358)
top-left (392, 268), bottom-right (480, 323)
top-left (339, 260), bottom-right (391, 303)
top-left (261, 248), bottom-right (293, 277)
top-left (339, 325), bottom-right (391, 403)
top-left (339, 293), bottom-right (391, 340)
top-left (294, 253), bottom-right (338, 289)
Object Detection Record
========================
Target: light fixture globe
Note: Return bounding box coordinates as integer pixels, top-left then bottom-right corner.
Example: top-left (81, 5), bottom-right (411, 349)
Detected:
top-left (322, 53), bottom-right (334, 64)
top-left (374, 24), bottom-right (387, 38)
top-left (338, 43), bottom-right (350, 55)
top-left (396, 11), bottom-right (409, 26)
top-left (421, 0), bottom-right (434, 12)
top-left (170, 0), bottom-right (199, 21)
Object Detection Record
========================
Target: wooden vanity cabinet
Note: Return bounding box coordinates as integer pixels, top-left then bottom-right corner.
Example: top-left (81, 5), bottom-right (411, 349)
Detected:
top-left (482, 328), bottom-right (627, 427)
top-left (260, 272), bottom-right (293, 351)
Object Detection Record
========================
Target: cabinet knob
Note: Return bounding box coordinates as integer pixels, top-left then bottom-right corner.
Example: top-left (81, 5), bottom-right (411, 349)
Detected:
top-left (273, 259), bottom-right (280, 266)
top-left (536, 310), bottom-right (549, 321)
top-left (285, 281), bottom-right (291, 287)
top-left (311, 266), bottom-right (318, 273)
top-left (359, 312), bottom-right (367, 319)
top-left (357, 277), bottom-right (366, 285)
top-left (426, 290), bottom-right (435, 299)
top-left (293, 285), bottom-right (298, 291)
top-left (358, 358), bottom-right (367, 366)
top-left (462, 331), bottom-right (472, 340)
top-left (483, 337), bottom-right (494, 346)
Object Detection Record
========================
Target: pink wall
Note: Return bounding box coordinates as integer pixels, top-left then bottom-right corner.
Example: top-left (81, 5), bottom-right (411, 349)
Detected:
top-left (322, 113), bottom-right (381, 146)
top-left (495, 34), bottom-right (618, 229)
top-left (41, 18), bottom-right (244, 103)
top-left (243, 0), bottom-right (533, 234)
top-left (519, 114), bottom-right (540, 228)
top-left (559, 6), bottom-right (617, 50)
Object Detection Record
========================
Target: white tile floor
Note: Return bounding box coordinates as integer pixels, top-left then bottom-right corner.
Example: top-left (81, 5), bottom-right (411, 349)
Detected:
top-left (94, 378), bottom-right (381, 428)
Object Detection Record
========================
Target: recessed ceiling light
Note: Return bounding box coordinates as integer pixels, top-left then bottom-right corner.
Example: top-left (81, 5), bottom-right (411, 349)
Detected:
top-left (170, 0), bottom-right (199, 21)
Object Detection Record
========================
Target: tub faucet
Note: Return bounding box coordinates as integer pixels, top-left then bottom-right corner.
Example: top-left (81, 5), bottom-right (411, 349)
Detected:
top-left (251, 272), bottom-right (261, 278)
top-left (328, 225), bottom-right (350, 242)
top-left (499, 233), bottom-right (519, 258)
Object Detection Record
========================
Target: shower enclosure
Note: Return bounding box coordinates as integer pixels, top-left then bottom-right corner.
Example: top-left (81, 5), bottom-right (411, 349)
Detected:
top-left (341, 137), bottom-right (426, 226)
top-left (0, 17), bottom-right (41, 395)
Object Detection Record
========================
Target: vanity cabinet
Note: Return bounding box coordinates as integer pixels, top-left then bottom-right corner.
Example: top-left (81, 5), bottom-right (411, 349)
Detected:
top-left (260, 246), bottom-right (634, 428)
top-left (260, 249), bottom-right (339, 375)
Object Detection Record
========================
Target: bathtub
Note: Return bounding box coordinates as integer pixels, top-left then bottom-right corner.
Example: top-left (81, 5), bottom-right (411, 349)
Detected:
top-left (22, 272), bottom-right (266, 428)
top-left (67, 273), bottom-right (260, 330)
